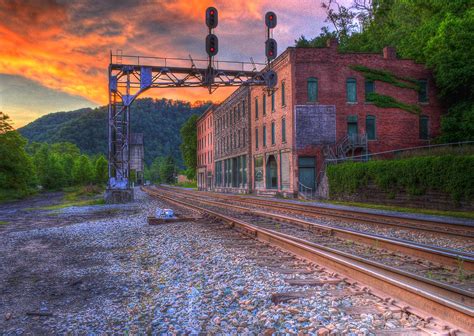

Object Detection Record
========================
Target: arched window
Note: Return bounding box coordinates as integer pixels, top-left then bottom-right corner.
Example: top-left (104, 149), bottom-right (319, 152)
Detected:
top-left (307, 77), bottom-right (318, 102)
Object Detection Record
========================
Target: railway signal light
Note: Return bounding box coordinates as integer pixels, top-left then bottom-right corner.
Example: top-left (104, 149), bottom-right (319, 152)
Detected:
top-left (206, 34), bottom-right (219, 56)
top-left (264, 70), bottom-right (278, 88)
top-left (265, 38), bottom-right (277, 60)
top-left (265, 11), bottom-right (277, 29)
top-left (206, 7), bottom-right (218, 29)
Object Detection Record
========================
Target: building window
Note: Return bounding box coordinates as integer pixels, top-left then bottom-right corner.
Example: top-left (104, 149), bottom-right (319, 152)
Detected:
top-left (346, 78), bottom-right (357, 103)
top-left (307, 77), bottom-right (318, 102)
top-left (255, 97), bottom-right (259, 119)
top-left (263, 125), bottom-right (267, 147)
top-left (271, 121), bottom-right (275, 145)
top-left (242, 155), bottom-right (247, 186)
top-left (419, 79), bottom-right (428, 103)
top-left (365, 80), bottom-right (374, 101)
top-left (282, 118), bottom-right (286, 143)
top-left (281, 81), bottom-right (286, 106)
top-left (271, 91), bottom-right (275, 112)
top-left (366, 115), bottom-right (376, 140)
top-left (255, 128), bottom-right (259, 149)
top-left (419, 115), bottom-right (429, 140)
top-left (263, 93), bottom-right (267, 115)
top-left (238, 130), bottom-right (241, 147)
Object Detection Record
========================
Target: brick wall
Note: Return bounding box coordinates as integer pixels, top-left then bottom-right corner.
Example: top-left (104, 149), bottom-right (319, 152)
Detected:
top-left (213, 86), bottom-right (251, 192)
top-left (197, 105), bottom-right (215, 190)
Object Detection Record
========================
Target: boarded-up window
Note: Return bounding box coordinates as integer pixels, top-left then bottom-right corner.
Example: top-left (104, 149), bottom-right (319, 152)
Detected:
top-left (280, 151), bottom-right (290, 190)
top-left (282, 118), bottom-right (286, 143)
top-left (365, 80), bottom-right (374, 101)
top-left (271, 122), bottom-right (275, 145)
top-left (263, 125), bottom-right (267, 147)
top-left (346, 78), bottom-right (357, 102)
top-left (271, 91), bottom-right (275, 111)
top-left (419, 115), bottom-right (429, 139)
top-left (419, 80), bottom-right (428, 103)
top-left (242, 155), bottom-right (247, 186)
top-left (366, 115), bottom-right (376, 140)
top-left (307, 78), bottom-right (318, 102)
top-left (255, 127), bottom-right (259, 149)
top-left (255, 97), bottom-right (259, 119)
top-left (263, 94), bottom-right (267, 115)
top-left (281, 81), bottom-right (286, 106)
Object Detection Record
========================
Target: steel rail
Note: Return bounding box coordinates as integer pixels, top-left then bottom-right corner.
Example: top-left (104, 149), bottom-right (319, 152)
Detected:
top-left (159, 185), bottom-right (474, 239)
top-left (154, 188), bottom-right (474, 271)
top-left (143, 187), bottom-right (474, 334)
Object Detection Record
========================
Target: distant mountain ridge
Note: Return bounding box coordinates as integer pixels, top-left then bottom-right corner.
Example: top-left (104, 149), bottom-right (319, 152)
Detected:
top-left (19, 98), bottom-right (209, 166)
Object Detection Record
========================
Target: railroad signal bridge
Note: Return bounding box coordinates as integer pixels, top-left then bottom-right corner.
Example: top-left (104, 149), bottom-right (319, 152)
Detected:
top-left (106, 8), bottom-right (278, 203)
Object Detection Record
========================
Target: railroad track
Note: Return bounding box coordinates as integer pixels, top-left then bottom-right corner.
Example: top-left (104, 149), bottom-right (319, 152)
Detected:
top-left (143, 186), bottom-right (474, 334)
top-left (154, 187), bottom-right (474, 271)
top-left (159, 185), bottom-right (474, 240)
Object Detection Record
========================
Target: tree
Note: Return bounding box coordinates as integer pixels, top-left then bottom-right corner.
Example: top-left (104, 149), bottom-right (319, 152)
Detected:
top-left (180, 114), bottom-right (199, 180)
top-left (0, 112), bottom-right (36, 199)
top-left (94, 155), bottom-right (108, 185)
top-left (44, 153), bottom-right (67, 190)
top-left (72, 155), bottom-right (94, 185)
top-left (159, 156), bottom-right (177, 184)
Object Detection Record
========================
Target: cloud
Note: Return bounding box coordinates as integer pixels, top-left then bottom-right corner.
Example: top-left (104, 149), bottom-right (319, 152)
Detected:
top-left (0, 0), bottom-right (350, 125)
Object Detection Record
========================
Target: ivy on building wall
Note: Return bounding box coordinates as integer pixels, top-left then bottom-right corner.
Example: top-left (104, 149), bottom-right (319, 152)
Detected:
top-left (366, 93), bottom-right (421, 115)
top-left (350, 64), bottom-right (422, 115)
top-left (350, 65), bottom-right (420, 91)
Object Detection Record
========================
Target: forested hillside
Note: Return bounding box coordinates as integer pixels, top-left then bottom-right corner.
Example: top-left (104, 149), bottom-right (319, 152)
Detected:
top-left (19, 98), bottom-right (210, 166)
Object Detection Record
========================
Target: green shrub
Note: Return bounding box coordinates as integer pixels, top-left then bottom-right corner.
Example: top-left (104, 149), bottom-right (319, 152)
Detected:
top-left (327, 155), bottom-right (474, 202)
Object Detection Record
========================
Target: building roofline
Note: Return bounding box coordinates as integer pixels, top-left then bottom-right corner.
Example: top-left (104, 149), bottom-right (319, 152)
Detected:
top-left (197, 104), bottom-right (217, 122)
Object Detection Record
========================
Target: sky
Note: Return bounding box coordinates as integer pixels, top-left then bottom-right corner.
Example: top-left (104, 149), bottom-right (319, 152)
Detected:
top-left (0, 0), bottom-right (350, 127)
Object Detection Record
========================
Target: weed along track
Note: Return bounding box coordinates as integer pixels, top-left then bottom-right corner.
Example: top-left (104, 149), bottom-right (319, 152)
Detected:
top-left (143, 186), bottom-right (474, 334)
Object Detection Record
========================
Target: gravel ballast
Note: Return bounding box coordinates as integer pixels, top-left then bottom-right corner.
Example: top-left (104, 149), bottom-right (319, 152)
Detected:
top-left (0, 188), bottom-right (426, 334)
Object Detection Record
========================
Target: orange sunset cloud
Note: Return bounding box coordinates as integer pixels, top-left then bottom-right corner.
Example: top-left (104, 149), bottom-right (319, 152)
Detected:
top-left (0, 0), bottom-right (343, 126)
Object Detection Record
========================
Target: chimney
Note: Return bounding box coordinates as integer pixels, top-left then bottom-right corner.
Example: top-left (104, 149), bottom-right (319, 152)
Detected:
top-left (326, 38), bottom-right (339, 49)
top-left (383, 46), bottom-right (397, 60)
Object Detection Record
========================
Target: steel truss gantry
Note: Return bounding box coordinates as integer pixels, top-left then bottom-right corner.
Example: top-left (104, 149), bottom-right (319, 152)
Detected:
top-left (107, 53), bottom-right (270, 196)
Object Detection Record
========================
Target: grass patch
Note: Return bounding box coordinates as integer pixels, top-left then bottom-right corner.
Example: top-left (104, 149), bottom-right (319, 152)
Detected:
top-left (63, 185), bottom-right (104, 202)
top-left (324, 200), bottom-right (474, 220)
top-left (30, 198), bottom-right (106, 211)
top-left (0, 221), bottom-right (8, 225)
top-left (173, 181), bottom-right (197, 189)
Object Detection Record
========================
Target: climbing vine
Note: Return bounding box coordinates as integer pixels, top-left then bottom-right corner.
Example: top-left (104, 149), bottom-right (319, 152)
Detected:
top-left (350, 65), bottom-right (420, 91)
top-left (366, 93), bottom-right (421, 115)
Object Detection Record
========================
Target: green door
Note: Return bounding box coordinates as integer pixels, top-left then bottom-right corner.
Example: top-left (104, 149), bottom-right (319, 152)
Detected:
top-left (298, 157), bottom-right (315, 191)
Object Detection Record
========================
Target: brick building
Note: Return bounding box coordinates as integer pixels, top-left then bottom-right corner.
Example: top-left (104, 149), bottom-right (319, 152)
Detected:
top-left (213, 86), bottom-right (251, 193)
top-left (250, 40), bottom-right (442, 197)
top-left (197, 105), bottom-right (215, 190)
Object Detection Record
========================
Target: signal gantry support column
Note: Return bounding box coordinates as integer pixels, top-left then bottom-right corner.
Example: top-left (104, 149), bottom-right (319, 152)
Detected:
top-left (105, 64), bottom-right (134, 203)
